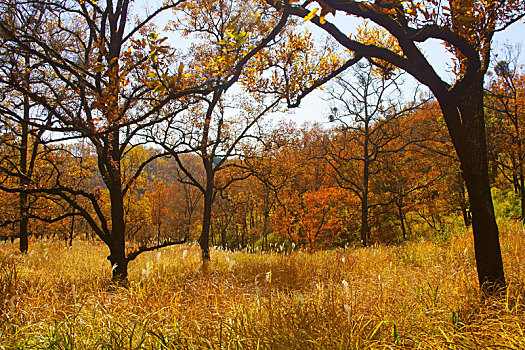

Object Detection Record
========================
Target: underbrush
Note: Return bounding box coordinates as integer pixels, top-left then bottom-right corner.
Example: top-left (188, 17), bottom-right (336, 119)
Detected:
top-left (1, 221), bottom-right (524, 349)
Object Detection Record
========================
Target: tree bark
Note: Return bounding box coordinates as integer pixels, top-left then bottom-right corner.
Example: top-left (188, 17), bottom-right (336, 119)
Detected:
top-left (19, 55), bottom-right (30, 253)
top-left (397, 201), bottom-right (407, 240)
top-left (199, 168), bottom-right (214, 263)
top-left (519, 169), bottom-right (525, 220)
top-left (440, 76), bottom-right (506, 292)
top-left (69, 208), bottom-right (75, 247)
top-left (360, 195), bottom-right (369, 246)
top-left (19, 191), bottom-right (28, 252)
top-left (107, 183), bottom-right (128, 282)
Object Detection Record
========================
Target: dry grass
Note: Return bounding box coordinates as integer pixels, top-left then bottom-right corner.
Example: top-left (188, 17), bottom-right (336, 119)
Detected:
top-left (1, 221), bottom-right (525, 349)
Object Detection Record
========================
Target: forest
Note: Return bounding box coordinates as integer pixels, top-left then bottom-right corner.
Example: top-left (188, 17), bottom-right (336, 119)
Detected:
top-left (1, 0), bottom-right (525, 348)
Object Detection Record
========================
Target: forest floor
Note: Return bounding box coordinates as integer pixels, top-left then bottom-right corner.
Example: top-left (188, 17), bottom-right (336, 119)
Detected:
top-left (1, 220), bottom-right (525, 349)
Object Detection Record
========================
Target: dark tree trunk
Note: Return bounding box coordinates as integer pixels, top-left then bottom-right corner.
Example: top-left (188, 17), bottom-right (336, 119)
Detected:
top-left (19, 55), bottom-right (30, 253)
top-left (360, 197), bottom-right (369, 246)
top-left (241, 220), bottom-right (246, 248)
top-left (221, 226), bottom-right (227, 249)
top-left (69, 210), bottom-right (75, 247)
top-left (19, 192), bottom-right (28, 252)
top-left (262, 211), bottom-right (269, 250)
top-left (439, 75), bottom-right (505, 292)
top-left (108, 244), bottom-right (128, 283)
top-left (462, 168), bottom-right (505, 290)
top-left (199, 171), bottom-right (214, 263)
top-left (519, 170), bottom-right (525, 220)
top-left (397, 201), bottom-right (407, 240)
top-left (103, 129), bottom-right (128, 283)
top-left (360, 127), bottom-right (370, 246)
top-left (107, 183), bottom-right (128, 282)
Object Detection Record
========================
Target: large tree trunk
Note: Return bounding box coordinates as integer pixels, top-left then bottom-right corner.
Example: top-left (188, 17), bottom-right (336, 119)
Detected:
top-left (440, 76), bottom-right (506, 292)
top-left (199, 172), bottom-right (214, 264)
top-left (462, 166), bottom-right (505, 291)
top-left (107, 184), bottom-right (128, 282)
top-left (519, 169), bottom-right (525, 218)
top-left (360, 129), bottom-right (370, 246)
top-left (19, 191), bottom-right (28, 252)
top-left (397, 200), bottom-right (407, 240)
top-left (360, 196), bottom-right (369, 246)
top-left (104, 128), bottom-right (128, 283)
top-left (19, 55), bottom-right (30, 253)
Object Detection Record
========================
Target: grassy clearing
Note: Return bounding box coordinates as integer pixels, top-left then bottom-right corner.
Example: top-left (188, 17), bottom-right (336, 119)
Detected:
top-left (1, 221), bottom-right (525, 349)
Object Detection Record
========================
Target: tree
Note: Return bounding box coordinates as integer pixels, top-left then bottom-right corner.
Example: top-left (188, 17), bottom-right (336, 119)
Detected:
top-left (325, 61), bottom-right (421, 245)
top-left (143, 0), bottom-right (316, 265)
top-left (0, 0), bottom-right (187, 281)
top-left (0, 3), bottom-right (49, 251)
top-left (244, 122), bottom-right (353, 248)
top-left (486, 44), bottom-right (525, 217)
top-left (154, 93), bottom-right (278, 265)
top-left (0, 0), bottom-right (290, 281)
top-left (264, 0), bottom-right (525, 292)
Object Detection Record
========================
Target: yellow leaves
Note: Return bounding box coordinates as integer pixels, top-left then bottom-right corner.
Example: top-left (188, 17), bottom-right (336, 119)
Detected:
top-left (354, 22), bottom-right (403, 56)
top-left (147, 70), bottom-right (157, 79)
top-left (352, 23), bottom-right (403, 77)
top-left (304, 1), bottom-right (336, 24)
top-left (304, 8), bottom-right (319, 22)
top-left (223, 30), bottom-right (248, 46)
top-left (241, 28), bottom-right (344, 104)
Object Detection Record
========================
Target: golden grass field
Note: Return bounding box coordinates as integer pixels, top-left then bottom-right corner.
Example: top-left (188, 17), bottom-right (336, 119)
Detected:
top-left (1, 220), bottom-right (525, 349)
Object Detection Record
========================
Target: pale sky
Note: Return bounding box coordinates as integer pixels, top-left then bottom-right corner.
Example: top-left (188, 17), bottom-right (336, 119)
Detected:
top-left (285, 16), bottom-right (525, 125)
top-left (133, 1), bottom-right (525, 126)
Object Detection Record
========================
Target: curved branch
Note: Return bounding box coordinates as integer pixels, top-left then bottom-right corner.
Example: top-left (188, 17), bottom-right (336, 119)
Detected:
top-left (126, 237), bottom-right (187, 262)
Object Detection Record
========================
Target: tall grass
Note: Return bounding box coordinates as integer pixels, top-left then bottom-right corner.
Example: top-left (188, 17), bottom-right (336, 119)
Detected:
top-left (1, 221), bottom-right (524, 349)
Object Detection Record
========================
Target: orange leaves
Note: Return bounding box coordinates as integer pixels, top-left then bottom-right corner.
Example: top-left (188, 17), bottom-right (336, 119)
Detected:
top-left (273, 186), bottom-right (350, 249)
